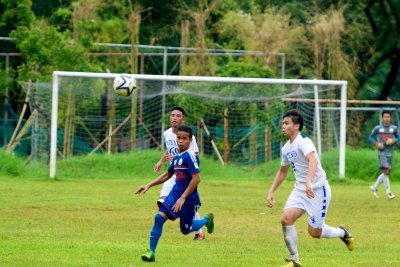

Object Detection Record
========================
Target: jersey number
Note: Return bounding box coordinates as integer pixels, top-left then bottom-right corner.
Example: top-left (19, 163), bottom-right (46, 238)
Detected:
top-left (291, 161), bottom-right (296, 172)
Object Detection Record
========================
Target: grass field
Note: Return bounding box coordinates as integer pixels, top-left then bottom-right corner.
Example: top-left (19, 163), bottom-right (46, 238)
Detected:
top-left (1, 149), bottom-right (399, 266)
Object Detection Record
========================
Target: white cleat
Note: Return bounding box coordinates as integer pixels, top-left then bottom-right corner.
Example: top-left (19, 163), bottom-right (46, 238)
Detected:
top-left (387, 193), bottom-right (395, 199)
top-left (370, 186), bottom-right (378, 198)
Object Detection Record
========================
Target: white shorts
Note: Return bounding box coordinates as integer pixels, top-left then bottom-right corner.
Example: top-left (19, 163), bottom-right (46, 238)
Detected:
top-left (160, 175), bottom-right (176, 197)
top-left (284, 182), bottom-right (331, 229)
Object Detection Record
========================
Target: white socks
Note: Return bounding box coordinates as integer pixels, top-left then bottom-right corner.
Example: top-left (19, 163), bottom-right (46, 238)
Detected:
top-left (372, 173), bottom-right (383, 190)
top-left (283, 225), bottom-right (299, 262)
top-left (381, 174), bottom-right (391, 194)
top-left (320, 224), bottom-right (345, 238)
top-left (194, 212), bottom-right (204, 234)
top-left (373, 173), bottom-right (392, 195)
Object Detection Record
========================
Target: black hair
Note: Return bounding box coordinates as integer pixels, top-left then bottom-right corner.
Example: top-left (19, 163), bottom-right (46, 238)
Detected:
top-left (171, 106), bottom-right (185, 116)
top-left (177, 125), bottom-right (193, 138)
top-left (381, 110), bottom-right (391, 118)
top-left (283, 109), bottom-right (304, 131)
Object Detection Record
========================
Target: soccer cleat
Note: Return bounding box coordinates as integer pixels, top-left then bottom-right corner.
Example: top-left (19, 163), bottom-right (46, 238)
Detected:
top-left (204, 213), bottom-right (214, 234)
top-left (370, 186), bottom-right (378, 198)
top-left (280, 259), bottom-right (303, 267)
top-left (388, 193), bottom-right (395, 199)
top-left (141, 249), bottom-right (155, 262)
top-left (193, 232), bottom-right (205, 240)
top-left (339, 224), bottom-right (355, 251)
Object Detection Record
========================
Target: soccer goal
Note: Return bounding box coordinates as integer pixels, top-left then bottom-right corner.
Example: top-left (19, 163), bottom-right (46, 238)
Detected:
top-left (27, 71), bottom-right (347, 178)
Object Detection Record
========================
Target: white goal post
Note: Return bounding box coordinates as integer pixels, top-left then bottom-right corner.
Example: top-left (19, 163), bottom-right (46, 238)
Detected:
top-left (50, 71), bottom-right (347, 178)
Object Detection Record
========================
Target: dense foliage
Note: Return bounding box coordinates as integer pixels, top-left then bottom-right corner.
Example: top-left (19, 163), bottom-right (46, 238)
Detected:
top-left (0, 0), bottom-right (398, 99)
top-left (0, 0), bottom-right (398, 153)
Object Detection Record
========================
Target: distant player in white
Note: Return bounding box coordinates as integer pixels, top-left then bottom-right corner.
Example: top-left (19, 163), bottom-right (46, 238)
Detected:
top-left (266, 110), bottom-right (355, 267)
top-left (154, 106), bottom-right (205, 240)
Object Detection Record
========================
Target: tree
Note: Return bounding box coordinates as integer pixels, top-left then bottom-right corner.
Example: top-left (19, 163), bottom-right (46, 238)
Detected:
top-left (10, 20), bottom-right (98, 81)
top-left (362, 0), bottom-right (400, 100)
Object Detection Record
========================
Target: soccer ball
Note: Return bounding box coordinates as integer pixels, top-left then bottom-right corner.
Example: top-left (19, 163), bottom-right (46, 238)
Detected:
top-left (113, 74), bottom-right (136, 97)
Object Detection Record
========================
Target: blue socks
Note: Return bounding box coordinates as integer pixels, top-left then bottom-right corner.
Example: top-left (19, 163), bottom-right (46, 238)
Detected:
top-left (150, 214), bottom-right (166, 252)
top-left (190, 217), bottom-right (209, 232)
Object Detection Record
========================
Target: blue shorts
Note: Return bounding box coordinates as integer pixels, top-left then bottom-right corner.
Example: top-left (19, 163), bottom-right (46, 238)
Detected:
top-left (159, 192), bottom-right (200, 235)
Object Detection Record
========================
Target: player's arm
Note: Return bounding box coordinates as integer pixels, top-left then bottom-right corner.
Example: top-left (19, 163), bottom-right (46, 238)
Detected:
top-left (267, 165), bottom-right (290, 208)
top-left (386, 126), bottom-right (400, 145)
top-left (135, 171), bottom-right (174, 195)
top-left (172, 172), bottom-right (200, 212)
top-left (154, 152), bottom-right (168, 172)
top-left (305, 151), bottom-right (317, 199)
top-left (369, 127), bottom-right (384, 149)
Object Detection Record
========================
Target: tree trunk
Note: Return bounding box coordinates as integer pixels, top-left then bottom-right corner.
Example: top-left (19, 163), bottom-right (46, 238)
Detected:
top-left (378, 52), bottom-right (400, 100)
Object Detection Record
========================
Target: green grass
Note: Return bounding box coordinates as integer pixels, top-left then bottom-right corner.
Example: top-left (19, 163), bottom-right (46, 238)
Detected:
top-left (0, 148), bottom-right (399, 266)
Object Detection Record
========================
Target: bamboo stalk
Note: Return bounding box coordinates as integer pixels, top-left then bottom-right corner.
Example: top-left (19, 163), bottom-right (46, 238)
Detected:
top-left (139, 120), bottom-right (162, 149)
top-left (88, 114), bottom-right (132, 155)
top-left (232, 126), bottom-right (258, 150)
top-left (223, 108), bottom-right (229, 163)
top-left (200, 118), bottom-right (224, 165)
top-left (108, 124), bottom-right (112, 155)
top-left (8, 110), bottom-right (37, 152)
top-left (7, 80), bottom-right (31, 153)
top-left (76, 116), bottom-right (104, 151)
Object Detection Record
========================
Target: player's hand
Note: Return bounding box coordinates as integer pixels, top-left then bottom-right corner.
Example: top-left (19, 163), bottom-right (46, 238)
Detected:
top-left (306, 182), bottom-right (315, 199)
top-left (135, 185), bottom-right (150, 195)
top-left (172, 197), bottom-right (186, 212)
top-left (165, 154), bottom-right (174, 162)
top-left (386, 138), bottom-right (395, 145)
top-left (267, 192), bottom-right (275, 208)
top-left (154, 162), bottom-right (162, 173)
top-left (375, 142), bottom-right (384, 150)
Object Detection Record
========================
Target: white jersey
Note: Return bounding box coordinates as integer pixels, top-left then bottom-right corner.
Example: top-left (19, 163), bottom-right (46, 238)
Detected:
top-left (163, 127), bottom-right (199, 155)
top-left (281, 132), bottom-right (327, 190)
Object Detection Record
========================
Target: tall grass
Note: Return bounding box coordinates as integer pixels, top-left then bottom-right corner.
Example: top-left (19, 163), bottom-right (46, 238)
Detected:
top-left (1, 147), bottom-right (398, 183)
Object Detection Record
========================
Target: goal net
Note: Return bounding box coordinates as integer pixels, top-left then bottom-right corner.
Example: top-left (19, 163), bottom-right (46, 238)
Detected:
top-left (26, 71), bottom-right (347, 178)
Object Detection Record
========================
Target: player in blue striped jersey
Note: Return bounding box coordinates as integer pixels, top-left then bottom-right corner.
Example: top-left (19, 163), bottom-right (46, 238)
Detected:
top-left (135, 125), bottom-right (214, 262)
top-left (369, 110), bottom-right (399, 199)
top-left (267, 110), bottom-right (354, 267)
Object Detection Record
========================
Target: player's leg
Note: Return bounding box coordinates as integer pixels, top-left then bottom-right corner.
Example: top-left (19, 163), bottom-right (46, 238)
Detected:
top-left (371, 155), bottom-right (388, 197)
top-left (280, 189), bottom-right (306, 266)
top-left (141, 210), bottom-right (169, 262)
top-left (382, 167), bottom-right (395, 199)
top-left (280, 207), bottom-right (303, 266)
top-left (180, 205), bottom-right (213, 235)
top-left (158, 175), bottom-right (176, 206)
top-left (370, 173), bottom-right (383, 198)
top-left (306, 183), bottom-right (354, 251)
top-left (193, 211), bottom-right (205, 240)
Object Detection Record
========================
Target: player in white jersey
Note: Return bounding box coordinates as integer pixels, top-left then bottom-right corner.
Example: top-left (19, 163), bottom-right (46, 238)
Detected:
top-left (154, 106), bottom-right (205, 240)
top-left (266, 110), bottom-right (355, 267)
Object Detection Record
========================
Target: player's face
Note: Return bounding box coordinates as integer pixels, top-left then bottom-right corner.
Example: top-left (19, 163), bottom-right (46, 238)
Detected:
top-left (176, 131), bottom-right (192, 152)
top-left (382, 113), bottom-right (391, 126)
top-left (170, 110), bottom-right (184, 128)
top-left (282, 116), bottom-right (299, 138)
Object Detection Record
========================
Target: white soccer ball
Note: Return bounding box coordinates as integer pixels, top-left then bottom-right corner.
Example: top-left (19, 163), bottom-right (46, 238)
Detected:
top-left (113, 74), bottom-right (136, 97)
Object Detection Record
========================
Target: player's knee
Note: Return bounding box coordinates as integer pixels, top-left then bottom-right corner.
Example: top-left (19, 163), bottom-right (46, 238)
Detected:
top-left (281, 216), bottom-right (292, 226)
top-left (154, 213), bottom-right (166, 224)
top-left (308, 227), bottom-right (321, 238)
top-left (180, 227), bottom-right (190, 235)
